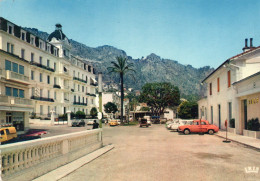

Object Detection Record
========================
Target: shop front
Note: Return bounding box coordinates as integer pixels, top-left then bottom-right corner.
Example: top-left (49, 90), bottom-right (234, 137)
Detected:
top-left (235, 72), bottom-right (260, 139)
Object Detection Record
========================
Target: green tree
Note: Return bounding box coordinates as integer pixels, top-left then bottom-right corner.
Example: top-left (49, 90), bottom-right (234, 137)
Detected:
top-left (140, 107), bottom-right (150, 111)
top-left (75, 111), bottom-right (85, 119)
top-left (139, 82), bottom-right (180, 116)
top-left (90, 107), bottom-right (98, 118)
top-left (104, 102), bottom-right (118, 114)
top-left (108, 56), bottom-right (135, 124)
top-left (178, 101), bottom-right (198, 119)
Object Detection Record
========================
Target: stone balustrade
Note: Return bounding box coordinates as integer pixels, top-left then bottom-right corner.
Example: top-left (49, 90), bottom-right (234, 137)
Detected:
top-left (1, 129), bottom-right (102, 181)
top-left (6, 70), bottom-right (29, 82)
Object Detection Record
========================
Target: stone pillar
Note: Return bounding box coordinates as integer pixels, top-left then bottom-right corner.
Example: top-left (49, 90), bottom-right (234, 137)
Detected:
top-left (50, 110), bottom-right (55, 126)
top-left (67, 110), bottom-right (72, 126)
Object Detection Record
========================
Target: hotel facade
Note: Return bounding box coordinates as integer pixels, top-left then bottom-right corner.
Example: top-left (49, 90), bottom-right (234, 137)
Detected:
top-left (198, 38), bottom-right (260, 138)
top-left (0, 17), bottom-right (98, 132)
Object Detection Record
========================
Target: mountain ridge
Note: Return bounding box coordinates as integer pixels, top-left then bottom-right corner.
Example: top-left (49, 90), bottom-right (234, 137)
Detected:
top-left (24, 27), bottom-right (214, 98)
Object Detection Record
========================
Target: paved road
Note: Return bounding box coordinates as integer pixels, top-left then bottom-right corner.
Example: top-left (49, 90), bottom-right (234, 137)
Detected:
top-left (60, 124), bottom-right (260, 181)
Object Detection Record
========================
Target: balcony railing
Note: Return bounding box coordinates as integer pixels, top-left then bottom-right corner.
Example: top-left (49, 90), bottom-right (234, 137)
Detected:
top-left (73, 102), bottom-right (87, 106)
top-left (53, 84), bottom-right (61, 89)
top-left (90, 82), bottom-right (98, 86)
top-left (63, 85), bottom-right (70, 89)
top-left (6, 70), bottom-right (29, 84)
top-left (31, 96), bottom-right (54, 102)
top-left (30, 62), bottom-right (55, 72)
top-left (64, 99), bottom-right (70, 103)
top-left (86, 93), bottom-right (96, 97)
top-left (14, 97), bottom-right (33, 105)
top-left (0, 95), bottom-right (9, 103)
top-left (73, 77), bottom-right (87, 84)
top-left (0, 95), bottom-right (33, 106)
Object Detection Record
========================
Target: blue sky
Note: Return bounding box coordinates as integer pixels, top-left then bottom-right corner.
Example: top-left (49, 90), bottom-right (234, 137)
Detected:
top-left (1, 0), bottom-right (260, 68)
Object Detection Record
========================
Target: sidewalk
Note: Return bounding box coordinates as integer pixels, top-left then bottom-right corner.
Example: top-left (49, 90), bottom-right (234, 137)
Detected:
top-left (33, 144), bottom-right (114, 181)
top-left (215, 130), bottom-right (260, 151)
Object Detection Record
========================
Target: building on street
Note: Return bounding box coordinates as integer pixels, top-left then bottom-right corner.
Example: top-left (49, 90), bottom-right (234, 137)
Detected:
top-left (198, 38), bottom-right (260, 138)
top-left (0, 17), bottom-right (98, 132)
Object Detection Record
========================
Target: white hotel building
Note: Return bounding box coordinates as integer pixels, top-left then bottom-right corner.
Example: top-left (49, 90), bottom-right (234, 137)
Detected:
top-left (0, 17), bottom-right (98, 132)
top-left (198, 38), bottom-right (260, 138)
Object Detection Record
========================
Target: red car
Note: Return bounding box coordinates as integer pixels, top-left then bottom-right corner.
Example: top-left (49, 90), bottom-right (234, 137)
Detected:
top-left (178, 120), bottom-right (219, 135)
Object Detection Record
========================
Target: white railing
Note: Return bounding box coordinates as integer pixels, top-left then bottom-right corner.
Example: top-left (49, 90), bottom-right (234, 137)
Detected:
top-left (14, 97), bottom-right (33, 105)
top-left (1, 129), bottom-right (102, 181)
top-left (0, 95), bottom-right (8, 103)
top-left (0, 95), bottom-right (33, 106)
top-left (6, 70), bottom-right (29, 82)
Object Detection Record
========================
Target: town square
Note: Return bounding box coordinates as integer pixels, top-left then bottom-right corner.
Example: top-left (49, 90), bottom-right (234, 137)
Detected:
top-left (0, 0), bottom-right (259, 181)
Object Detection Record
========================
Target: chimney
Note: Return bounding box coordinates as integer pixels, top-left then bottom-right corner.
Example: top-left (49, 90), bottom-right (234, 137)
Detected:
top-left (250, 38), bottom-right (253, 48)
top-left (243, 38), bottom-right (250, 52)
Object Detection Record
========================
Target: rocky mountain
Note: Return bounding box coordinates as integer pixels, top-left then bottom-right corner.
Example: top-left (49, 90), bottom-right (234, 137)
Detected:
top-left (24, 27), bottom-right (214, 99)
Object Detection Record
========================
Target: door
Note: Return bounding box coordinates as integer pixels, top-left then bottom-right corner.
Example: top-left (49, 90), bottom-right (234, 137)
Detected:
top-left (243, 100), bottom-right (247, 130)
top-left (191, 121), bottom-right (200, 132)
top-left (218, 105), bottom-right (221, 129)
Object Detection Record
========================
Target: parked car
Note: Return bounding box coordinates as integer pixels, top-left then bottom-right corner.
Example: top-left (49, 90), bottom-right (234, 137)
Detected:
top-left (147, 120), bottom-right (152, 126)
top-left (170, 120), bottom-right (193, 131)
top-left (109, 120), bottom-right (119, 126)
top-left (160, 118), bottom-right (167, 124)
top-left (0, 127), bottom-right (17, 143)
top-left (140, 119), bottom-right (149, 127)
top-left (24, 129), bottom-right (48, 136)
top-left (72, 120), bottom-right (85, 127)
top-left (178, 120), bottom-right (219, 135)
top-left (87, 120), bottom-right (94, 125)
top-left (166, 120), bottom-right (177, 129)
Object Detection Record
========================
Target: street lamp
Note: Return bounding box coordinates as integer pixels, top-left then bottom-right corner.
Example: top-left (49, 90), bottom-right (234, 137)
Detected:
top-left (98, 72), bottom-right (103, 128)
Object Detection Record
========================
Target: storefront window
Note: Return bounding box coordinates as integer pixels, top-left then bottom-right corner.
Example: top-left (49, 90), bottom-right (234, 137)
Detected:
top-left (6, 87), bottom-right (12, 96)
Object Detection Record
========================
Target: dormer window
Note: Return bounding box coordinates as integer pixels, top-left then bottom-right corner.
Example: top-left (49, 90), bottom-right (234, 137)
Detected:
top-left (47, 45), bottom-right (50, 53)
top-left (21, 31), bottom-right (26, 41)
top-left (30, 36), bottom-right (35, 45)
top-left (39, 41), bottom-right (42, 49)
top-left (54, 49), bottom-right (57, 56)
top-left (7, 23), bottom-right (14, 34)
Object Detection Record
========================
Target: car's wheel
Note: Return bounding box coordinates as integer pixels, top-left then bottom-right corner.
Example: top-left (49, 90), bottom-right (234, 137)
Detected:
top-left (184, 129), bottom-right (190, 135)
top-left (208, 129), bottom-right (214, 135)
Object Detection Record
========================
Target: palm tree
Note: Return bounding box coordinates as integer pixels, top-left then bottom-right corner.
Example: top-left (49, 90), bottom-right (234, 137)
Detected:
top-left (108, 56), bottom-right (135, 124)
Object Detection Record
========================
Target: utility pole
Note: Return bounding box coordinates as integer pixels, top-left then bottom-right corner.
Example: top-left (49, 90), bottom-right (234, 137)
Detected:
top-left (98, 72), bottom-right (103, 128)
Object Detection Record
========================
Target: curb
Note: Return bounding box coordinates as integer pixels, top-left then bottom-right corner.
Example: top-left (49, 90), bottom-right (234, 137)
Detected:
top-left (215, 134), bottom-right (260, 152)
top-left (33, 144), bottom-right (114, 181)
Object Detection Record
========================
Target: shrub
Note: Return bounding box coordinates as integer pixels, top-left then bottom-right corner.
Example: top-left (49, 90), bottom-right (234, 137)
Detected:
top-left (76, 111), bottom-right (86, 119)
top-left (247, 118), bottom-right (260, 131)
top-left (229, 118), bottom-right (235, 128)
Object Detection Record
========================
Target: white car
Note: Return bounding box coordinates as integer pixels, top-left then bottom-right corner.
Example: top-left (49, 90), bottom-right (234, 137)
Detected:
top-left (87, 120), bottom-right (94, 125)
top-left (166, 120), bottom-right (178, 129)
top-left (170, 120), bottom-right (193, 131)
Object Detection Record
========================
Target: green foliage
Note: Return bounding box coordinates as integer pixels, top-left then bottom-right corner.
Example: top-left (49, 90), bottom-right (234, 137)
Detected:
top-left (140, 107), bottom-right (150, 111)
top-left (247, 118), bottom-right (260, 131)
top-left (71, 112), bottom-right (76, 118)
top-left (107, 56), bottom-right (135, 123)
top-left (139, 82), bottom-right (180, 116)
top-left (58, 114), bottom-right (68, 121)
top-left (181, 94), bottom-right (200, 102)
top-left (229, 118), bottom-right (235, 128)
top-left (75, 111), bottom-right (86, 119)
top-left (178, 101), bottom-right (198, 119)
top-left (90, 107), bottom-right (98, 118)
top-left (104, 102), bottom-right (118, 114)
